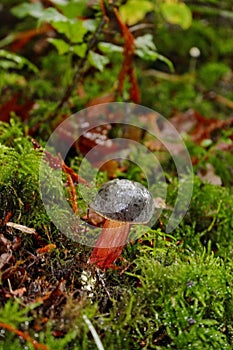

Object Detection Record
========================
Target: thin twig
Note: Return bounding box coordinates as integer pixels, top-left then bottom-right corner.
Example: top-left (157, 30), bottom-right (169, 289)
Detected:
top-left (129, 23), bottom-right (155, 33)
top-left (100, 0), bottom-right (110, 23)
top-left (51, 17), bottom-right (106, 117)
top-left (206, 91), bottom-right (233, 110)
top-left (83, 315), bottom-right (105, 350)
top-left (6, 222), bottom-right (36, 234)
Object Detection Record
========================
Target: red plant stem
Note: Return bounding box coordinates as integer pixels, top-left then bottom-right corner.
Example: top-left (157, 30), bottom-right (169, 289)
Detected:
top-left (59, 154), bottom-right (79, 215)
top-left (88, 220), bottom-right (130, 269)
top-left (32, 139), bottom-right (89, 186)
top-left (100, 0), bottom-right (109, 23)
top-left (0, 321), bottom-right (48, 350)
top-left (62, 163), bottom-right (89, 186)
top-left (113, 6), bottom-right (140, 103)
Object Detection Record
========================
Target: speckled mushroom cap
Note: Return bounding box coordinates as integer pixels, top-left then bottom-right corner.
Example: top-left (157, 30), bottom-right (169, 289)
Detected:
top-left (90, 179), bottom-right (154, 224)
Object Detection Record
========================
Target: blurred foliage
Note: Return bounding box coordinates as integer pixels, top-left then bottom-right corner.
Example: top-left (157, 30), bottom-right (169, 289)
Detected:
top-left (0, 0), bottom-right (233, 349)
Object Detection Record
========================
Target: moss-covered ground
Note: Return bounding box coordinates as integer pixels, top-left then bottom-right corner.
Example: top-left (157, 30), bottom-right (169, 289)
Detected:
top-left (0, 1), bottom-right (233, 349)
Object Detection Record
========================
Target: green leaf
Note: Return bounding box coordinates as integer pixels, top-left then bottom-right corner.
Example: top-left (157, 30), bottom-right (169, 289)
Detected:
top-left (0, 50), bottom-right (38, 73)
top-left (134, 34), bottom-right (174, 71)
top-left (119, 0), bottom-right (154, 25)
top-left (51, 19), bottom-right (88, 43)
top-left (49, 0), bottom-right (67, 4)
top-left (135, 48), bottom-right (157, 61)
top-left (153, 53), bottom-right (175, 72)
top-left (83, 19), bottom-right (98, 33)
top-left (72, 43), bottom-right (87, 58)
top-left (135, 34), bottom-right (156, 52)
top-left (0, 60), bottom-right (19, 70)
top-left (98, 42), bottom-right (123, 54)
top-left (160, 2), bottom-right (192, 30)
top-left (48, 38), bottom-right (70, 55)
top-left (11, 2), bottom-right (44, 18)
top-left (88, 51), bottom-right (109, 71)
top-left (51, 0), bottom-right (87, 18)
top-left (12, 4), bottom-right (69, 26)
top-left (40, 7), bottom-right (67, 22)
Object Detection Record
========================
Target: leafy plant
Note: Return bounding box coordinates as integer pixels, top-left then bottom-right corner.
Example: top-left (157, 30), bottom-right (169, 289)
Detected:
top-left (160, 1), bottom-right (192, 30)
top-left (0, 49), bottom-right (38, 72)
top-left (9, 0), bottom-right (174, 112)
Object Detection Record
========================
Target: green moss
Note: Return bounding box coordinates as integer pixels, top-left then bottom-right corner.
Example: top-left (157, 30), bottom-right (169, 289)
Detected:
top-left (0, 119), bottom-right (233, 349)
top-left (0, 120), bottom-right (46, 227)
top-left (92, 235), bottom-right (233, 349)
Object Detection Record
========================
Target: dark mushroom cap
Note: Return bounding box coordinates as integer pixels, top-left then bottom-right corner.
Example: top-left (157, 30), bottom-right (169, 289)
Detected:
top-left (90, 179), bottom-right (154, 224)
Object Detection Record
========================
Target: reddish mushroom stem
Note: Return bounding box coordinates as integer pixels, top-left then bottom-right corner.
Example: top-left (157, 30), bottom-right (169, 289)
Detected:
top-left (88, 220), bottom-right (130, 269)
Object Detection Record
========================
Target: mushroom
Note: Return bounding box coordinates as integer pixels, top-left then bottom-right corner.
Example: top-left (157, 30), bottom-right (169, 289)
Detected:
top-left (88, 179), bottom-right (154, 269)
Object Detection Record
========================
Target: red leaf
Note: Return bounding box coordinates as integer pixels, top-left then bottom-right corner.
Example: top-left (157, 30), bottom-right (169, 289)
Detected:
top-left (86, 93), bottom-right (115, 107)
top-left (170, 109), bottom-right (233, 144)
top-left (77, 124), bottom-right (119, 164)
top-left (10, 24), bottom-right (53, 52)
top-left (0, 94), bottom-right (34, 122)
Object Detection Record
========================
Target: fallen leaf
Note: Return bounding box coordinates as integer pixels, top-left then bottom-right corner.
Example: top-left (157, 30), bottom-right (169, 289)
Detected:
top-left (86, 93), bottom-right (115, 106)
top-left (0, 94), bottom-right (34, 122)
top-left (37, 244), bottom-right (56, 254)
top-left (197, 163), bottom-right (222, 185)
top-left (10, 24), bottom-right (53, 52)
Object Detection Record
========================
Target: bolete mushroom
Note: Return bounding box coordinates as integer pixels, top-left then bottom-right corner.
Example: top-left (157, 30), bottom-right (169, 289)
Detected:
top-left (88, 179), bottom-right (154, 269)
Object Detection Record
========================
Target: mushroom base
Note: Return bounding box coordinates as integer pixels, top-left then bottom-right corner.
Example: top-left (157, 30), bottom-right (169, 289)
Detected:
top-left (88, 220), bottom-right (130, 269)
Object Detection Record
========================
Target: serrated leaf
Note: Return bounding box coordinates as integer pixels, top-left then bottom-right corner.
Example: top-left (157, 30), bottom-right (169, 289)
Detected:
top-left (51, 19), bottom-right (87, 43)
top-left (72, 44), bottom-right (87, 58)
top-left (161, 2), bottom-right (192, 30)
top-left (98, 42), bottom-right (123, 54)
top-left (88, 51), bottom-right (109, 71)
top-left (11, 2), bottom-right (44, 19)
top-left (48, 38), bottom-right (70, 55)
top-left (119, 0), bottom-right (154, 26)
